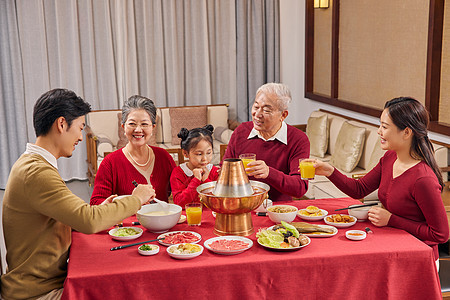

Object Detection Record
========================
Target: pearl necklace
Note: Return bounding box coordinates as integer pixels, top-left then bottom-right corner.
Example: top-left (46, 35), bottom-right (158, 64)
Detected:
top-left (124, 146), bottom-right (151, 167)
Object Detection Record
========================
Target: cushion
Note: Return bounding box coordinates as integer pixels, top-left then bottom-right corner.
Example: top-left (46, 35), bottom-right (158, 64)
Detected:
top-left (306, 114), bottom-right (328, 157)
top-left (213, 126), bottom-right (227, 141)
top-left (169, 106), bottom-right (207, 145)
top-left (96, 134), bottom-right (114, 158)
top-left (117, 112), bottom-right (158, 149)
top-left (330, 121), bottom-right (366, 173)
top-left (367, 136), bottom-right (386, 170)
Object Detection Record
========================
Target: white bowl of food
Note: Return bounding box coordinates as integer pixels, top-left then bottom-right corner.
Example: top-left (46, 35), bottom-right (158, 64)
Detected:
top-left (267, 205), bottom-right (298, 223)
top-left (138, 244), bottom-right (160, 256)
top-left (348, 204), bottom-right (371, 222)
top-left (254, 199), bottom-right (273, 213)
top-left (109, 226), bottom-right (143, 241)
top-left (167, 243), bottom-right (203, 259)
top-left (137, 203), bottom-right (182, 233)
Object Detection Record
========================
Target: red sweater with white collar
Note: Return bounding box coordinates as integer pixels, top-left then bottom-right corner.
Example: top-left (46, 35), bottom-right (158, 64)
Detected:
top-left (223, 121), bottom-right (310, 201)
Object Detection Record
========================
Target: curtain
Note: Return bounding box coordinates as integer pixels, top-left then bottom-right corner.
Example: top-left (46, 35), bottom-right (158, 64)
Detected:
top-left (0, 1), bottom-right (27, 188)
top-left (0, 0), bottom-right (279, 188)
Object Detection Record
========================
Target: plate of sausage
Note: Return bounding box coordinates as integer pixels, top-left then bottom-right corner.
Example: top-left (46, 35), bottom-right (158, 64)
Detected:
top-left (203, 236), bottom-right (253, 255)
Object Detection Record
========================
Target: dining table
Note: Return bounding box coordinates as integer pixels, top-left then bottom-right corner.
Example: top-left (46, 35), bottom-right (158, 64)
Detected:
top-left (61, 197), bottom-right (441, 300)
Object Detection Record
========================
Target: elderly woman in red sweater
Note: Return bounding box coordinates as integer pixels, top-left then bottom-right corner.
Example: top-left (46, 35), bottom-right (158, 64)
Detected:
top-left (311, 97), bottom-right (449, 268)
top-left (90, 95), bottom-right (176, 205)
top-left (223, 83), bottom-right (310, 202)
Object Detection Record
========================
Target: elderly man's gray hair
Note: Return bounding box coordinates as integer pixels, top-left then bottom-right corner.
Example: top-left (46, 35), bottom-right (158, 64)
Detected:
top-left (256, 83), bottom-right (292, 111)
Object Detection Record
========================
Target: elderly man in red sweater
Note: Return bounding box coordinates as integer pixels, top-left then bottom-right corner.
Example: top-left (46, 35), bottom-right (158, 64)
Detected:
top-left (223, 83), bottom-right (310, 201)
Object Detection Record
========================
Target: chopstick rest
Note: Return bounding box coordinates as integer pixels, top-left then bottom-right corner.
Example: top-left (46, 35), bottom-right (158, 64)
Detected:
top-left (110, 238), bottom-right (165, 251)
top-left (334, 202), bottom-right (378, 211)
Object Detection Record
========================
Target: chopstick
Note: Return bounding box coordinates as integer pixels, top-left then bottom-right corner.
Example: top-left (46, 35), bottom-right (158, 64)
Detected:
top-left (131, 180), bottom-right (156, 204)
top-left (110, 238), bottom-right (166, 251)
top-left (334, 202), bottom-right (378, 211)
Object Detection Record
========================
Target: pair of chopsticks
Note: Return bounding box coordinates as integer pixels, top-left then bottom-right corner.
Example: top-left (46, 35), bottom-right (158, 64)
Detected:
top-left (110, 237), bottom-right (166, 251)
top-left (334, 202), bottom-right (378, 211)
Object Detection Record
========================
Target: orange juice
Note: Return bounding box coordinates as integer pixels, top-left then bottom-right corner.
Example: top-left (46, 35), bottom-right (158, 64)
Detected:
top-left (239, 153), bottom-right (256, 174)
top-left (299, 160), bottom-right (315, 180)
top-left (186, 204), bottom-right (202, 226)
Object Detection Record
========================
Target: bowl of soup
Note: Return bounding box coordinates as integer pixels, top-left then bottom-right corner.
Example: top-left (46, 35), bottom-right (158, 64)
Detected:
top-left (137, 203), bottom-right (182, 233)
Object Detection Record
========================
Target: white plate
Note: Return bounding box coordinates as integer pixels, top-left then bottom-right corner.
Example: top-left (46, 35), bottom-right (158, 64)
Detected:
top-left (302, 224), bottom-right (338, 238)
top-left (157, 231), bottom-right (202, 246)
top-left (138, 244), bottom-right (160, 256)
top-left (324, 215), bottom-right (357, 228)
top-left (178, 215), bottom-right (187, 224)
top-left (346, 230), bottom-right (367, 241)
top-left (109, 227), bottom-right (143, 241)
top-left (297, 209), bottom-right (328, 221)
top-left (167, 243), bottom-right (203, 259)
top-left (257, 226), bottom-right (311, 251)
top-left (203, 236), bottom-right (253, 255)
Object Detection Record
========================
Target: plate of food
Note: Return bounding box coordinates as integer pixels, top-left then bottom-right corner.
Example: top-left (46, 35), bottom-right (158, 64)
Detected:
top-left (256, 221), bottom-right (310, 251)
top-left (300, 224), bottom-right (337, 237)
top-left (297, 205), bottom-right (328, 221)
top-left (167, 243), bottom-right (203, 259)
top-left (157, 231), bottom-right (202, 246)
top-left (324, 214), bottom-right (357, 228)
top-left (108, 227), bottom-right (143, 241)
top-left (203, 236), bottom-right (253, 255)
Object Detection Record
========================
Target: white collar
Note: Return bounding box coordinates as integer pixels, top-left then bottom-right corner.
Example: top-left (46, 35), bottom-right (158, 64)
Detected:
top-left (180, 162), bottom-right (213, 177)
top-left (247, 121), bottom-right (288, 145)
top-left (24, 143), bottom-right (58, 169)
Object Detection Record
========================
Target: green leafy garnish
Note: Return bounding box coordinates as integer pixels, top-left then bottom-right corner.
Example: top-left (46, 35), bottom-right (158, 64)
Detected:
top-left (281, 221), bottom-right (300, 238)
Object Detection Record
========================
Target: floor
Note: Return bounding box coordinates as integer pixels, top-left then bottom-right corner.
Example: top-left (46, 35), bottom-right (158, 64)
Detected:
top-left (0, 179), bottom-right (92, 274)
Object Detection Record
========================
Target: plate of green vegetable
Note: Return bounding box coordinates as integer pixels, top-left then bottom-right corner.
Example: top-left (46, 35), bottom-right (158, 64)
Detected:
top-left (256, 221), bottom-right (310, 251)
top-left (138, 244), bottom-right (160, 255)
top-left (109, 226), bottom-right (143, 241)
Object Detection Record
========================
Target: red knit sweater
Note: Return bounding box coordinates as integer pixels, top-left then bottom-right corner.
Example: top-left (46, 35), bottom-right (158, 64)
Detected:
top-left (90, 146), bottom-right (176, 205)
top-left (223, 121), bottom-right (310, 201)
top-left (170, 163), bottom-right (220, 208)
top-left (329, 150), bottom-right (449, 260)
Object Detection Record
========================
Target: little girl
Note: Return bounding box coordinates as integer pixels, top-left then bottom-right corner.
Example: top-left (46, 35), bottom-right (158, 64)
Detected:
top-left (170, 125), bottom-right (219, 208)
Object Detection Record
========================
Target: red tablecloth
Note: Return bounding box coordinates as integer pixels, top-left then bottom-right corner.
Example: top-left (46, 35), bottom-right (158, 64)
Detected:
top-left (62, 198), bottom-right (441, 300)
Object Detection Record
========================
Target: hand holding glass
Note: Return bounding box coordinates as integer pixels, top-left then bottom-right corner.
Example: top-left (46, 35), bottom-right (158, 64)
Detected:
top-left (299, 159), bottom-right (315, 180)
top-left (185, 203), bottom-right (202, 226)
top-left (239, 153), bottom-right (256, 174)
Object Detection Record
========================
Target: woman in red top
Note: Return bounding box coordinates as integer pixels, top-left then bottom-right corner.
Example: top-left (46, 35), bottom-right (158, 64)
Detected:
top-left (90, 95), bottom-right (176, 205)
top-left (311, 97), bottom-right (449, 266)
top-left (170, 125), bottom-right (219, 208)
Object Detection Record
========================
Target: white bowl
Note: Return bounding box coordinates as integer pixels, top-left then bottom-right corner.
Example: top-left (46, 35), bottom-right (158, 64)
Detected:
top-left (167, 243), bottom-right (204, 259)
top-left (254, 199), bottom-right (273, 213)
top-left (345, 230), bottom-right (367, 241)
top-left (267, 205), bottom-right (298, 223)
top-left (138, 244), bottom-right (160, 256)
top-left (108, 227), bottom-right (143, 241)
top-left (137, 203), bottom-right (182, 233)
top-left (348, 205), bottom-right (371, 221)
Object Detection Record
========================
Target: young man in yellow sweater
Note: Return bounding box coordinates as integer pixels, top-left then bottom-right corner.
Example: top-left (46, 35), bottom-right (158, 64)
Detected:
top-left (1, 89), bottom-right (155, 300)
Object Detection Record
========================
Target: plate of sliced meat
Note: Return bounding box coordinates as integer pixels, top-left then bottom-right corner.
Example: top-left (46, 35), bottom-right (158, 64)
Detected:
top-left (157, 231), bottom-right (202, 247)
top-left (203, 236), bottom-right (253, 255)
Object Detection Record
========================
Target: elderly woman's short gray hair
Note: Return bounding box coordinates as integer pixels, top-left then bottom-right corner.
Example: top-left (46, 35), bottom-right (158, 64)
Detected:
top-left (122, 95), bottom-right (157, 124)
top-left (256, 83), bottom-right (292, 111)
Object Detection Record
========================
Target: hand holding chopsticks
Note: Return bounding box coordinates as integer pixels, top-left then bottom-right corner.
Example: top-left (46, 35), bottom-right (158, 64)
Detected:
top-left (334, 202), bottom-right (378, 211)
top-left (110, 238), bottom-right (165, 251)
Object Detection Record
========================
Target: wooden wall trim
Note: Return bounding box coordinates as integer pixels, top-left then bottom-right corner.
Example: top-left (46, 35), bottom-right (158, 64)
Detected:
top-left (305, 0), bottom-right (314, 94)
top-left (425, 0), bottom-right (444, 121)
top-left (330, 0), bottom-right (340, 98)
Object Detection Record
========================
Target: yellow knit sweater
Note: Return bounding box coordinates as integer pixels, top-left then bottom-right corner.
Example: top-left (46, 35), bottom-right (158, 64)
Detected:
top-left (1, 154), bottom-right (141, 299)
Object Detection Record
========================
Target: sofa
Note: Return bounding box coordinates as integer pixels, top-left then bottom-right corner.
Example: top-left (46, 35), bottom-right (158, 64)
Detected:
top-left (85, 104), bottom-right (234, 185)
top-left (303, 109), bottom-right (449, 200)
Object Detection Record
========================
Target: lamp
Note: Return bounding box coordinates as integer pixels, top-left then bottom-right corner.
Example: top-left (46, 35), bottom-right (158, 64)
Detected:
top-left (314, 0), bottom-right (329, 8)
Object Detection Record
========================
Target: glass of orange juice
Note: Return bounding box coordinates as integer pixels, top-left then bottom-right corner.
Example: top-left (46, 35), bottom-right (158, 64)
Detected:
top-left (185, 203), bottom-right (202, 226)
top-left (239, 153), bottom-right (256, 174)
top-left (299, 159), bottom-right (315, 180)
